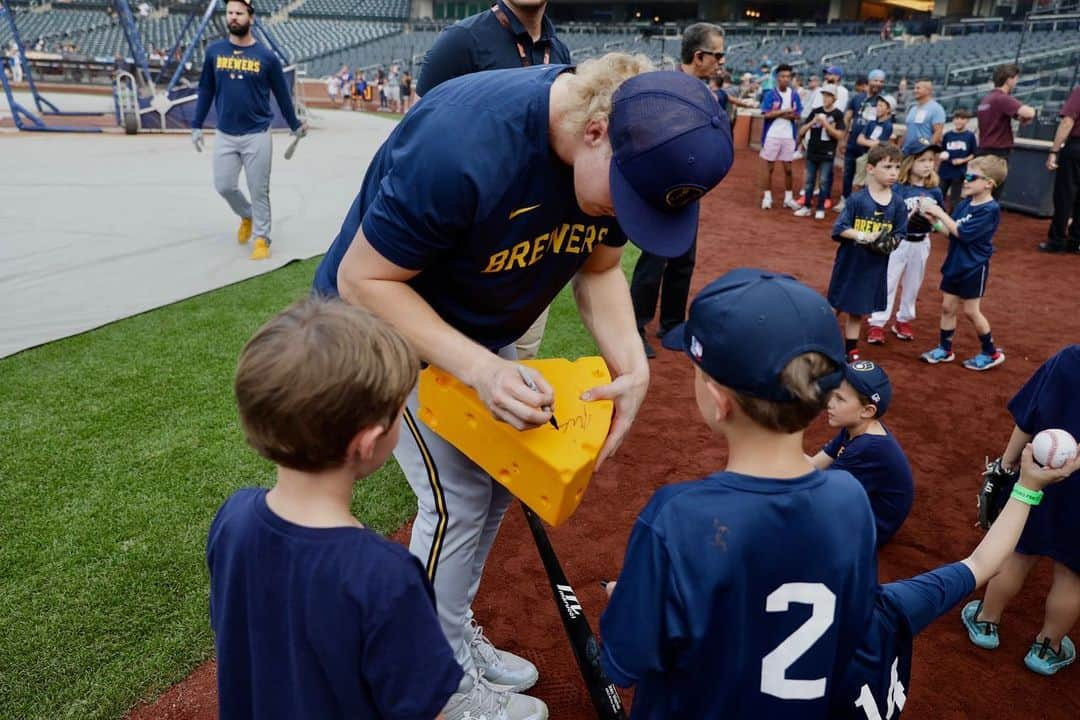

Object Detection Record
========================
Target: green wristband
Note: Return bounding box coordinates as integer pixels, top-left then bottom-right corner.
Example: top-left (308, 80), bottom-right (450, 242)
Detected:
top-left (1011, 484), bottom-right (1044, 506)
top-left (933, 221), bottom-right (944, 232)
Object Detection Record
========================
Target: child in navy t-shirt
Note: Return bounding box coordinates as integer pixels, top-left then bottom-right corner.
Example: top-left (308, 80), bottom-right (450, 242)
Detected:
top-left (811, 360), bottom-right (913, 547)
top-left (207, 298), bottom-right (463, 720)
top-left (601, 269), bottom-right (878, 719)
top-left (831, 442), bottom-right (1080, 719)
top-left (918, 155), bottom-right (1007, 371)
top-left (939, 108), bottom-right (978, 210)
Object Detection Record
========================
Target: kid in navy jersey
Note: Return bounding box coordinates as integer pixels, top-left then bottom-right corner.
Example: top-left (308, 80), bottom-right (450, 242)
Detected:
top-left (601, 269), bottom-right (878, 719)
top-left (961, 345), bottom-right (1080, 676)
top-left (811, 360), bottom-right (913, 547)
top-left (918, 155), bottom-right (1007, 371)
top-left (833, 444), bottom-right (1080, 719)
top-left (867, 143), bottom-right (946, 345)
top-left (207, 298), bottom-right (464, 719)
top-left (829, 143), bottom-right (908, 361)
top-left (939, 108), bottom-right (978, 210)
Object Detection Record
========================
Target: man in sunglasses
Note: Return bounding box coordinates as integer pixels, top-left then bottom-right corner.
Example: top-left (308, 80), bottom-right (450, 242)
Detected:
top-left (629, 22), bottom-right (731, 358)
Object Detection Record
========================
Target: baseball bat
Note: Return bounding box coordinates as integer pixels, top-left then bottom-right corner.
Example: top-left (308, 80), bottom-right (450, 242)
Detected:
top-left (284, 134), bottom-right (301, 159)
top-left (521, 503), bottom-right (626, 719)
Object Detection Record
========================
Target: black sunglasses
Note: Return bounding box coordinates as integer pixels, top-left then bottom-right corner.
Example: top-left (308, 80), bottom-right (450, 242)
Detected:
top-left (697, 50), bottom-right (725, 60)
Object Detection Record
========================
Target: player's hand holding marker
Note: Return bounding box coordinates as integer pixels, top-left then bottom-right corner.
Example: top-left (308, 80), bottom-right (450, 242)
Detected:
top-left (474, 357), bottom-right (556, 431)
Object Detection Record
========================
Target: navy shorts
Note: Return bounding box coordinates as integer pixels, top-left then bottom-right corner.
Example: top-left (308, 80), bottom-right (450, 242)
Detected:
top-left (940, 264), bottom-right (989, 300)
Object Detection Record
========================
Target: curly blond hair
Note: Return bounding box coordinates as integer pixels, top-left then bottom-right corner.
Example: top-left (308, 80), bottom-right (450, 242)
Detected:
top-left (560, 52), bottom-right (655, 136)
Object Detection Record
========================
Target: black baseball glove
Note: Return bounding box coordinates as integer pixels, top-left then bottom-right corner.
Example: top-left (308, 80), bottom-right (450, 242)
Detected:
top-left (978, 457), bottom-right (1019, 529)
top-left (857, 228), bottom-right (905, 256)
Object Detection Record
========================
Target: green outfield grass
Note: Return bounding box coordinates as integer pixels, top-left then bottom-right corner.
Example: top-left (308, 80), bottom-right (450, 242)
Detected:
top-left (0, 246), bottom-right (640, 720)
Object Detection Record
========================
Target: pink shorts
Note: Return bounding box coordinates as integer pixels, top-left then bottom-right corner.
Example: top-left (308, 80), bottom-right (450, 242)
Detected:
top-left (760, 136), bottom-right (797, 162)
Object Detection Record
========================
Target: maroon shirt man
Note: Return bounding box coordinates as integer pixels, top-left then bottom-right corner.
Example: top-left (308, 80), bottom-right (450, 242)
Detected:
top-left (1040, 85), bottom-right (1080, 253)
top-left (977, 63), bottom-right (1036, 157)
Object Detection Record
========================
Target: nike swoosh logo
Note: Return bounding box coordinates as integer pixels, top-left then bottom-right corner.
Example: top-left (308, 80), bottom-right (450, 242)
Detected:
top-left (508, 203), bottom-right (541, 220)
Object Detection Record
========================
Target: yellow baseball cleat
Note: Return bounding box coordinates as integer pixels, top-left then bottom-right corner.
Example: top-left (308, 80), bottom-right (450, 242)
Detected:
top-left (249, 237), bottom-right (271, 260)
top-left (237, 217), bottom-right (252, 245)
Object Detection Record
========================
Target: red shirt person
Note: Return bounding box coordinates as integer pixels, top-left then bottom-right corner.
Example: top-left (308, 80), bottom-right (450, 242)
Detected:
top-left (976, 63), bottom-right (1036, 158)
top-left (1040, 85), bottom-right (1080, 253)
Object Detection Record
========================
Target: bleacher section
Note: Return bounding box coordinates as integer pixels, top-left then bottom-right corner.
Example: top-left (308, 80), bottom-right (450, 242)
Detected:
top-left (271, 18), bottom-right (401, 64)
top-left (304, 27), bottom-right (432, 76)
top-left (1, 9), bottom-right (110, 49)
top-left (293, 0), bottom-right (409, 20)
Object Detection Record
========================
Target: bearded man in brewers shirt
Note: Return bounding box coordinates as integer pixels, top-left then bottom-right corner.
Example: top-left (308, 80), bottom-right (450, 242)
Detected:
top-left (191, 0), bottom-right (306, 261)
top-left (630, 22), bottom-right (727, 358)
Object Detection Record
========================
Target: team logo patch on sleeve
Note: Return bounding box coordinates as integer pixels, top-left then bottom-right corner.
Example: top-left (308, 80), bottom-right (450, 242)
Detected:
top-left (665, 185), bottom-right (705, 209)
top-left (851, 360), bottom-right (876, 372)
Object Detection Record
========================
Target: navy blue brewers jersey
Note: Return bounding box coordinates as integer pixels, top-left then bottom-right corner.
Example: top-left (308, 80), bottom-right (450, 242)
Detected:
top-left (600, 469), bottom-right (878, 719)
top-left (312, 65), bottom-right (626, 351)
top-left (193, 40), bottom-right (300, 134)
top-left (833, 562), bottom-right (975, 720)
top-left (828, 188), bottom-right (908, 314)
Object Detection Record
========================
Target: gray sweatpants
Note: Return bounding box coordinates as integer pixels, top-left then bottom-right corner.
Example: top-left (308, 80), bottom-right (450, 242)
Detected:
top-left (213, 129), bottom-right (272, 241)
top-left (396, 347), bottom-right (517, 673)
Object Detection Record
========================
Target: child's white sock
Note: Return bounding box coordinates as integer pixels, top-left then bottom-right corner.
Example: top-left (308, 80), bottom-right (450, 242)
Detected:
top-left (784, 190), bottom-right (794, 202)
top-left (763, 190), bottom-right (773, 201)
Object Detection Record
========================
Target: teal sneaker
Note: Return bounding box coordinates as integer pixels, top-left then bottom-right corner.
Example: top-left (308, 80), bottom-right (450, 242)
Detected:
top-left (921, 346), bottom-right (956, 364)
top-left (961, 600), bottom-right (1000, 649)
top-left (1024, 636), bottom-right (1076, 676)
top-left (963, 351), bottom-right (1006, 372)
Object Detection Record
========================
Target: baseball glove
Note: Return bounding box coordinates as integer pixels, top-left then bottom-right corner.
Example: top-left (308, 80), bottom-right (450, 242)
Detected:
top-left (857, 229), bottom-right (904, 256)
top-left (977, 456), bottom-right (1019, 529)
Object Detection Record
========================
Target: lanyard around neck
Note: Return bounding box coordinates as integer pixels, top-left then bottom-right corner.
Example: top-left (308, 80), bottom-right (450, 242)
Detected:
top-left (490, 3), bottom-right (550, 67)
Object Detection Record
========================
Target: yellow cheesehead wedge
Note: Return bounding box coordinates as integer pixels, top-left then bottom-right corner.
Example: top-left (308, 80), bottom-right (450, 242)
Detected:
top-left (417, 357), bottom-right (613, 527)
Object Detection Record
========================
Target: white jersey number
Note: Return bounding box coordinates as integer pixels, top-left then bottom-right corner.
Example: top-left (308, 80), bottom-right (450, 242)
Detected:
top-left (854, 657), bottom-right (908, 720)
top-left (760, 583), bottom-right (837, 700)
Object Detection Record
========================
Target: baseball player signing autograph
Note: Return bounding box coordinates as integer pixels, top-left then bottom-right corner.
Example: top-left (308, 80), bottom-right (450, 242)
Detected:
top-left (312, 56), bottom-right (734, 718)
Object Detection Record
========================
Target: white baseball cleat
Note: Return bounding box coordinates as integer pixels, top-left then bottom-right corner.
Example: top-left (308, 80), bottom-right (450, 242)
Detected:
top-left (793, 206), bottom-right (812, 217)
top-left (761, 194), bottom-right (773, 209)
top-left (442, 671), bottom-right (548, 720)
top-left (783, 198), bottom-right (802, 211)
top-left (468, 620), bottom-right (539, 691)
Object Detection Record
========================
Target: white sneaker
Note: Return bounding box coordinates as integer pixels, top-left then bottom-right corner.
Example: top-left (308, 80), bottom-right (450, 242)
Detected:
top-left (783, 198), bottom-right (802, 211)
top-left (814, 210), bottom-right (826, 220)
top-left (792, 149), bottom-right (804, 160)
top-left (469, 620), bottom-right (539, 692)
top-left (833, 198), bottom-right (846, 213)
top-left (761, 194), bottom-right (773, 209)
top-left (442, 672), bottom-right (548, 720)
top-left (793, 206), bottom-right (812, 217)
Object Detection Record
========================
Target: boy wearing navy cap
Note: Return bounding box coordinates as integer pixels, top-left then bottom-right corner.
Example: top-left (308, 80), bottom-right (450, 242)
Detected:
top-left (602, 268), bottom-right (878, 718)
top-left (810, 360), bottom-right (914, 547)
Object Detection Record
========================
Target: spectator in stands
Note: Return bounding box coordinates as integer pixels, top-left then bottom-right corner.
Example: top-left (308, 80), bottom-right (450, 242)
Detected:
top-left (897, 76), bottom-right (909, 111)
top-left (138, 2), bottom-right (151, 18)
top-left (1040, 84), bottom-right (1080, 254)
top-left (387, 64), bottom-right (401, 112)
top-left (798, 73), bottom-right (819, 110)
top-left (5, 43), bottom-right (22, 85)
top-left (901, 79), bottom-right (945, 155)
top-left (326, 73), bottom-right (342, 106)
top-left (417, 0), bottom-right (569, 100)
top-left (757, 62), bottom-right (774, 93)
top-left (976, 64), bottom-right (1036, 173)
top-left (414, 0), bottom-right (570, 360)
top-left (352, 69), bottom-right (367, 110)
top-left (400, 70), bottom-right (413, 112)
top-left (940, 107), bottom-right (978, 211)
top-left (377, 66), bottom-right (387, 110)
top-left (630, 22), bottom-right (729, 358)
top-left (739, 71), bottom-right (756, 99)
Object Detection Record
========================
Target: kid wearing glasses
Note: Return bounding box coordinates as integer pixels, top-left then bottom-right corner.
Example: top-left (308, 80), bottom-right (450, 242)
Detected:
top-left (916, 155), bottom-right (1009, 371)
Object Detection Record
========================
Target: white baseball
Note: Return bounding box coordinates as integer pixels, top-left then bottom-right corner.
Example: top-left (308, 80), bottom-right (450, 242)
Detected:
top-left (1032, 429), bottom-right (1078, 469)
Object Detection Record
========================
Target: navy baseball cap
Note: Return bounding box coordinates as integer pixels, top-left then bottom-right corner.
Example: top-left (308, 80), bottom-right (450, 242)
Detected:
top-left (842, 359), bottom-right (892, 417)
top-left (904, 138), bottom-right (944, 157)
top-left (825, 65), bottom-right (843, 77)
top-left (661, 268), bottom-right (845, 402)
top-left (609, 71), bottom-right (734, 258)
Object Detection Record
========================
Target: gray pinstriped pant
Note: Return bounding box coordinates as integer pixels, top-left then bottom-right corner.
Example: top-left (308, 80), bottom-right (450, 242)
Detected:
top-left (212, 129), bottom-right (272, 241)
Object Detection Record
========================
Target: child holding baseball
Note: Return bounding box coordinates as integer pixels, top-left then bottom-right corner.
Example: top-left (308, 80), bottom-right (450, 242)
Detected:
top-left (867, 142), bottom-right (945, 345)
top-left (828, 143), bottom-right (908, 361)
top-left (939, 108), bottom-right (978, 211)
top-left (832, 442), bottom-right (1080, 717)
top-left (918, 155), bottom-right (1007, 371)
top-left (600, 268), bottom-right (879, 717)
top-left (810, 360), bottom-right (913, 547)
top-left (207, 298), bottom-right (465, 719)
top-left (962, 344), bottom-right (1080, 676)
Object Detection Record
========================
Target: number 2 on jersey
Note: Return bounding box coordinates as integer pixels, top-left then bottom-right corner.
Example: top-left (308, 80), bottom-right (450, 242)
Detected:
top-left (760, 583), bottom-right (837, 700)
